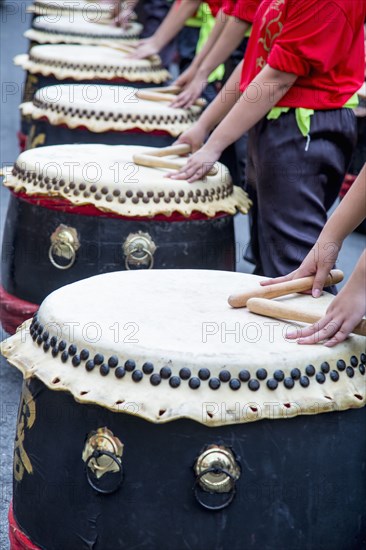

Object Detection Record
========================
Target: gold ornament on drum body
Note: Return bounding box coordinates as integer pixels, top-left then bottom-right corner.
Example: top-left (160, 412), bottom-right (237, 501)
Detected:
top-left (194, 445), bottom-right (241, 493)
top-left (49, 225), bottom-right (80, 270)
top-left (26, 124), bottom-right (45, 150)
top-left (14, 382), bottom-right (36, 482)
top-left (82, 427), bottom-right (123, 479)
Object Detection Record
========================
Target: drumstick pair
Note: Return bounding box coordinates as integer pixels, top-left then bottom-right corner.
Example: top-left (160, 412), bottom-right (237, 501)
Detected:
top-left (135, 88), bottom-right (207, 109)
top-left (133, 144), bottom-right (218, 176)
top-left (229, 269), bottom-right (366, 336)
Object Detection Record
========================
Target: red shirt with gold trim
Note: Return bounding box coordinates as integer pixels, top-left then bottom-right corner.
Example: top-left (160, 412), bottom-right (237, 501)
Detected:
top-left (240, 0), bottom-right (366, 108)
top-left (223, 0), bottom-right (262, 22)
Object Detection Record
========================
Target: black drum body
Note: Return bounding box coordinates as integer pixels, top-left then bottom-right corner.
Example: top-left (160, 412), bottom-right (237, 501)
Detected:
top-left (12, 377), bottom-right (366, 550)
top-left (1, 194), bottom-right (236, 304)
top-left (27, 117), bottom-right (176, 149)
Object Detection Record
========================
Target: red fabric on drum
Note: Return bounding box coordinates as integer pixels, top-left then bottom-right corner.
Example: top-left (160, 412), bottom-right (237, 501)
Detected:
top-left (17, 132), bottom-right (27, 153)
top-left (0, 285), bottom-right (38, 335)
top-left (11, 191), bottom-right (229, 222)
top-left (8, 505), bottom-right (41, 550)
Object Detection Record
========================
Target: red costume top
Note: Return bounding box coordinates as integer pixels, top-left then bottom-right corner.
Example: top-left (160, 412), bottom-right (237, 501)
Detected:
top-left (240, 0), bottom-right (366, 108)
top-left (223, 0), bottom-right (261, 22)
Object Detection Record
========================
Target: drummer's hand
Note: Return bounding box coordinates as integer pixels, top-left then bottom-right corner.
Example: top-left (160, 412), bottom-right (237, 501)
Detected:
top-left (100, 0), bottom-right (120, 18)
top-left (114, 0), bottom-right (137, 26)
top-left (169, 144), bottom-right (220, 183)
top-left (260, 239), bottom-right (341, 298)
top-left (286, 275), bottom-right (366, 346)
top-left (170, 76), bottom-right (207, 109)
top-left (114, 5), bottom-right (134, 27)
top-left (174, 65), bottom-right (197, 89)
top-left (174, 123), bottom-right (208, 153)
top-left (130, 38), bottom-right (158, 59)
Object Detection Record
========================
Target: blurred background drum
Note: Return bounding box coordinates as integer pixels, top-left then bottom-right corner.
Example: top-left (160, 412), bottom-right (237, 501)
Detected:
top-left (25, 15), bottom-right (142, 49)
top-left (21, 84), bottom-right (202, 150)
top-left (27, 0), bottom-right (118, 22)
top-left (2, 270), bottom-right (365, 550)
top-left (15, 44), bottom-right (170, 149)
top-left (1, 144), bottom-right (250, 333)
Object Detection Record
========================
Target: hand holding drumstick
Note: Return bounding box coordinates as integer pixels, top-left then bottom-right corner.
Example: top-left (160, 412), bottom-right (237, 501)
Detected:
top-left (261, 164), bottom-right (366, 346)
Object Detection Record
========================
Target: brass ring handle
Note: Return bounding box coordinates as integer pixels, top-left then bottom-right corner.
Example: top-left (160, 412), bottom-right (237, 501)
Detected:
top-left (48, 241), bottom-right (76, 270)
top-left (125, 246), bottom-right (154, 270)
top-left (85, 450), bottom-right (124, 495)
top-left (193, 467), bottom-right (237, 511)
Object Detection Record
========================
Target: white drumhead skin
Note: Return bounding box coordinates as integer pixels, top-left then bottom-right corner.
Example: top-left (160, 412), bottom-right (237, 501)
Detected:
top-left (32, 0), bottom-right (116, 17)
top-left (14, 45), bottom-right (170, 84)
top-left (6, 143), bottom-right (251, 217)
top-left (26, 15), bottom-right (142, 44)
top-left (21, 84), bottom-right (201, 136)
top-left (2, 270), bottom-right (365, 426)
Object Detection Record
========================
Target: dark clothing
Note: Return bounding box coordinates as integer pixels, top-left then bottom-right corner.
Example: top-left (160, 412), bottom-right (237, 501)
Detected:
top-left (138, 0), bottom-right (177, 67)
top-left (245, 108), bottom-right (357, 279)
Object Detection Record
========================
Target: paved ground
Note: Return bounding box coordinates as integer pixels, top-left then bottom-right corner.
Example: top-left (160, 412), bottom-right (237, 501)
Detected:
top-left (0, 1), bottom-right (364, 548)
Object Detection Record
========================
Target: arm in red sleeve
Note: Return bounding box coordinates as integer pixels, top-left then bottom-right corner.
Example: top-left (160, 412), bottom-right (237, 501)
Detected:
top-left (268, 1), bottom-right (354, 76)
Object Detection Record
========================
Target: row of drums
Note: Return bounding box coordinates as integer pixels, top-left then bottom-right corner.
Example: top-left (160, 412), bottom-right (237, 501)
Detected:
top-left (2, 3), bottom-right (366, 550)
top-left (1, 3), bottom-right (250, 334)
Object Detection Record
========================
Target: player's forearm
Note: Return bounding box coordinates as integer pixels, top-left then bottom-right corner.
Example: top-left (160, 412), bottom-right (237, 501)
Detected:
top-left (197, 61), bottom-right (244, 133)
top-left (319, 164), bottom-right (366, 245)
top-left (207, 64), bottom-right (297, 154)
top-left (190, 9), bottom-right (229, 69)
top-left (197, 17), bottom-right (250, 78)
top-left (349, 250), bottom-right (366, 287)
top-left (153, 0), bottom-right (201, 50)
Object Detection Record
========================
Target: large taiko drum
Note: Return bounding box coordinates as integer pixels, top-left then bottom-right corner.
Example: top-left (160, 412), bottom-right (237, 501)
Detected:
top-left (1, 270), bottom-right (365, 550)
top-left (0, 144), bottom-right (250, 334)
top-left (27, 0), bottom-right (117, 21)
top-left (14, 44), bottom-right (170, 149)
top-left (25, 15), bottom-right (142, 49)
top-left (21, 84), bottom-right (202, 150)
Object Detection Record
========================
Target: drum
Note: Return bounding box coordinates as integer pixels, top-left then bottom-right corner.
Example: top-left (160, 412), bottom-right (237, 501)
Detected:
top-left (1, 144), bottom-right (250, 333)
top-left (27, 0), bottom-right (117, 21)
top-left (25, 15), bottom-right (142, 48)
top-left (2, 270), bottom-right (365, 550)
top-left (22, 84), bottom-right (202, 150)
top-left (15, 44), bottom-right (170, 149)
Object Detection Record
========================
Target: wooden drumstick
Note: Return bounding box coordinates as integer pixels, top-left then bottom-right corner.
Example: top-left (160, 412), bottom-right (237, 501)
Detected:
top-left (228, 269), bottom-right (344, 308)
top-left (141, 144), bottom-right (191, 158)
top-left (143, 85), bottom-right (183, 95)
top-left (136, 90), bottom-right (206, 108)
top-left (100, 41), bottom-right (137, 54)
top-left (133, 153), bottom-right (219, 176)
top-left (246, 297), bottom-right (366, 337)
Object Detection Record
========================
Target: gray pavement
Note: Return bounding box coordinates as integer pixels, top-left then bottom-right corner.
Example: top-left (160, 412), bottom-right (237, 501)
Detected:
top-left (0, 1), bottom-right (365, 549)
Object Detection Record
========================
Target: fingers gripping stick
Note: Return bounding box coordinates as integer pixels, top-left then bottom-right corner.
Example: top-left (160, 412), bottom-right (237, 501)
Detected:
top-left (133, 144), bottom-right (218, 176)
top-left (228, 270), bottom-right (344, 308)
top-left (246, 297), bottom-right (366, 337)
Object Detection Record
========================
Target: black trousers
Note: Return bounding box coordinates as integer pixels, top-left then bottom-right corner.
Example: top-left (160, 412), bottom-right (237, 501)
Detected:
top-left (245, 108), bottom-right (357, 279)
